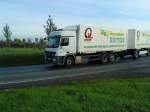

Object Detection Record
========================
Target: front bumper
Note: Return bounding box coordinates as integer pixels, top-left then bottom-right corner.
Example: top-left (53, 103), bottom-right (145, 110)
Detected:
top-left (45, 56), bottom-right (65, 65)
top-left (45, 51), bottom-right (65, 65)
top-left (53, 56), bottom-right (65, 65)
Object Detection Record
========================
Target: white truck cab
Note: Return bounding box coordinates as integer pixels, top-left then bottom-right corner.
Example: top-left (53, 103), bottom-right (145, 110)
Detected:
top-left (45, 30), bottom-right (77, 66)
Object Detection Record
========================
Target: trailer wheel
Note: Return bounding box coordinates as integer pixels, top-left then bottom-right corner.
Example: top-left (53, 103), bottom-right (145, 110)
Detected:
top-left (132, 50), bottom-right (139, 59)
top-left (64, 56), bottom-right (75, 67)
top-left (101, 54), bottom-right (108, 63)
top-left (108, 53), bottom-right (116, 62)
top-left (146, 49), bottom-right (150, 56)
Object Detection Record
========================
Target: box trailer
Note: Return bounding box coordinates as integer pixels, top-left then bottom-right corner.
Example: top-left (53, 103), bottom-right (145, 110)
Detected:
top-left (77, 26), bottom-right (127, 53)
top-left (128, 29), bottom-right (150, 49)
top-left (45, 25), bottom-right (128, 66)
top-left (126, 29), bottom-right (150, 58)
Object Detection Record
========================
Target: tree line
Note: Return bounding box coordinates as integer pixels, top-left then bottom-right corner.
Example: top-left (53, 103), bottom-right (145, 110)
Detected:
top-left (0, 37), bottom-right (46, 48)
top-left (0, 15), bottom-right (57, 48)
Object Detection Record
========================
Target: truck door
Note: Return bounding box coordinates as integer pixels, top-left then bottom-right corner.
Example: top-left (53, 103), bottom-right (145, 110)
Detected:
top-left (60, 36), bottom-right (76, 55)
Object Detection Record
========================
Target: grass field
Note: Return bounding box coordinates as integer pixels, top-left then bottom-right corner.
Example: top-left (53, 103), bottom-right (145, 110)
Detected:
top-left (0, 48), bottom-right (45, 67)
top-left (0, 78), bottom-right (150, 112)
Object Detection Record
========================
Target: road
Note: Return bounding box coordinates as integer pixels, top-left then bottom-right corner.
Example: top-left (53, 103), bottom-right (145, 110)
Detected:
top-left (0, 56), bottom-right (150, 90)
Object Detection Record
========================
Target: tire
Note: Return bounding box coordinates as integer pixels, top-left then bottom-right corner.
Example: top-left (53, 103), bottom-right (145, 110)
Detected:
top-left (101, 54), bottom-right (108, 63)
top-left (132, 50), bottom-right (139, 59)
top-left (108, 53), bottom-right (116, 62)
top-left (120, 54), bottom-right (125, 59)
top-left (64, 56), bottom-right (75, 67)
top-left (146, 49), bottom-right (150, 57)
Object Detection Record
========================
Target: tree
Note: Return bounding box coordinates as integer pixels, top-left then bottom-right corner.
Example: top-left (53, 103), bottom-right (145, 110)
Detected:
top-left (2, 24), bottom-right (12, 45)
top-left (14, 38), bottom-right (22, 47)
top-left (22, 38), bottom-right (26, 44)
top-left (27, 38), bottom-right (32, 44)
top-left (39, 38), bottom-right (46, 48)
top-left (44, 15), bottom-right (57, 36)
top-left (35, 38), bottom-right (39, 44)
top-left (22, 38), bottom-right (26, 48)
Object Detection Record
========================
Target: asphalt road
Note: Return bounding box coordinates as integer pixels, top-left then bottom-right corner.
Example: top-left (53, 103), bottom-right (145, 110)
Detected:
top-left (0, 55), bottom-right (150, 90)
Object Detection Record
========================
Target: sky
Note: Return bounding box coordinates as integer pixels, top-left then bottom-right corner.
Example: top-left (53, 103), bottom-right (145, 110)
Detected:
top-left (0, 0), bottom-right (150, 39)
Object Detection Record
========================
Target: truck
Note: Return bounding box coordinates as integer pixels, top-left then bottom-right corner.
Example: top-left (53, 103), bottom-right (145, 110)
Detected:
top-left (45, 25), bottom-right (150, 66)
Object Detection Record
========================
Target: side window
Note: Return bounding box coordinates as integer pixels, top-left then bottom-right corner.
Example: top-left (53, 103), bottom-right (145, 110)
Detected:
top-left (60, 38), bottom-right (69, 46)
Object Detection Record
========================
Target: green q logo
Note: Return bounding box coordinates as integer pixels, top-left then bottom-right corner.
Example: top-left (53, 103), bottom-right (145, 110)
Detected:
top-left (85, 28), bottom-right (93, 41)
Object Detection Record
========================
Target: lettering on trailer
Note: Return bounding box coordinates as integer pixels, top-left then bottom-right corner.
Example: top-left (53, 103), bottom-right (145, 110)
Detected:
top-left (101, 30), bottom-right (125, 43)
top-left (101, 30), bottom-right (109, 36)
top-left (143, 32), bottom-right (150, 38)
top-left (84, 28), bottom-right (93, 41)
top-left (100, 30), bottom-right (125, 37)
top-left (84, 45), bottom-right (124, 48)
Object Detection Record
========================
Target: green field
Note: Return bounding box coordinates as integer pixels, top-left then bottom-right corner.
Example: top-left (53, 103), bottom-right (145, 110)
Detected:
top-left (0, 78), bottom-right (150, 112)
top-left (0, 48), bottom-right (45, 67)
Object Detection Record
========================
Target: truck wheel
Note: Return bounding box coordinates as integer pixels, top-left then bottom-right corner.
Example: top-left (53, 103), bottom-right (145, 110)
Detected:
top-left (120, 54), bottom-right (125, 59)
top-left (146, 49), bottom-right (150, 56)
top-left (108, 53), bottom-right (116, 62)
top-left (132, 50), bottom-right (139, 59)
top-left (64, 56), bottom-right (75, 67)
top-left (101, 54), bottom-right (108, 63)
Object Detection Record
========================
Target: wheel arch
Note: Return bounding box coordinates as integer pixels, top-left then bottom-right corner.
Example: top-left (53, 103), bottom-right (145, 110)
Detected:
top-left (63, 54), bottom-right (76, 64)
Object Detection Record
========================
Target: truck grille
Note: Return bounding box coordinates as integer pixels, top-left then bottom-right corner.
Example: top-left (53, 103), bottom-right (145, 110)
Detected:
top-left (45, 51), bottom-right (56, 58)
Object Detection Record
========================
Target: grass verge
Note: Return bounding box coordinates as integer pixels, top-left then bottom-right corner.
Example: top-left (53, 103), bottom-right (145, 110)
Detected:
top-left (0, 48), bottom-right (45, 67)
top-left (0, 78), bottom-right (150, 112)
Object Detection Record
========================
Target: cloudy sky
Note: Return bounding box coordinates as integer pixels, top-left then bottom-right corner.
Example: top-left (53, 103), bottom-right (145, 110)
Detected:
top-left (0, 0), bottom-right (150, 38)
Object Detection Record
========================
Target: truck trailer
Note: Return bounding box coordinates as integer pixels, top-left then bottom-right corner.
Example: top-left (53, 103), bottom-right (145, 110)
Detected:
top-left (45, 25), bottom-right (150, 66)
top-left (126, 29), bottom-right (150, 58)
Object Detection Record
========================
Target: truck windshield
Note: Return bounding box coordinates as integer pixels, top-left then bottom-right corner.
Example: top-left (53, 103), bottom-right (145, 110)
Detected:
top-left (48, 35), bottom-right (60, 48)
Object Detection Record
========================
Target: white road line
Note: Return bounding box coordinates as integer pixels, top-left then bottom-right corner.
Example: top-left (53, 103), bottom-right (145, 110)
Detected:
top-left (0, 65), bottom-right (149, 86)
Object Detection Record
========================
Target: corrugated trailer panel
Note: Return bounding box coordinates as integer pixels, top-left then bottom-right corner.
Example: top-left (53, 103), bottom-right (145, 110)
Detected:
top-left (128, 29), bottom-right (150, 49)
top-left (78, 25), bottom-right (127, 53)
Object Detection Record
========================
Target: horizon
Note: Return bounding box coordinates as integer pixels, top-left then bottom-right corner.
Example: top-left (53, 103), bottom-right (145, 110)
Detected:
top-left (1, 0), bottom-right (150, 39)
